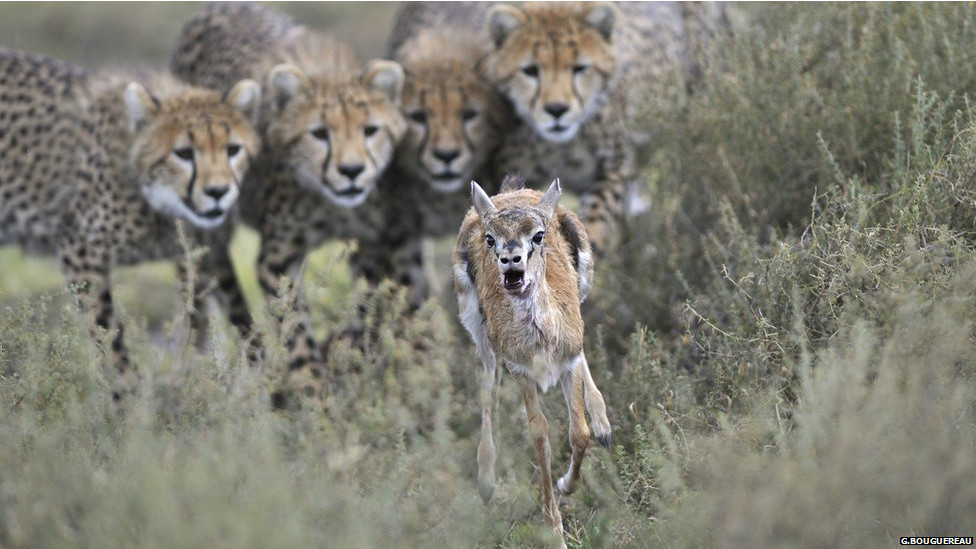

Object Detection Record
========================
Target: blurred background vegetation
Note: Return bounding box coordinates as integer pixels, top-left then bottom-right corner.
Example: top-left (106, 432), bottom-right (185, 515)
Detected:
top-left (2, 2), bottom-right (976, 548)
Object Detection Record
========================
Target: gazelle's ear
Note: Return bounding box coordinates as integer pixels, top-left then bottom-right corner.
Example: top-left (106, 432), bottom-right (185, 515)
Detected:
top-left (471, 181), bottom-right (496, 219)
top-left (536, 178), bottom-right (561, 219)
top-left (124, 82), bottom-right (159, 133)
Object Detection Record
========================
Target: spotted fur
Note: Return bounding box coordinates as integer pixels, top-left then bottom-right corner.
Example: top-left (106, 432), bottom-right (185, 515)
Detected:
top-left (0, 48), bottom-right (261, 398)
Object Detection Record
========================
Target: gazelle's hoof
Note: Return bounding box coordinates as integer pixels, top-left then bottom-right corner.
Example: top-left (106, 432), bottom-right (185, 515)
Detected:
top-left (478, 482), bottom-right (494, 504)
top-left (555, 475), bottom-right (575, 495)
top-left (597, 433), bottom-right (612, 448)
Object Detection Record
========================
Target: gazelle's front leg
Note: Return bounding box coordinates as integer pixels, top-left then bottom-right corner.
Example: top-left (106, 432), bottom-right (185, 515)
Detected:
top-left (517, 376), bottom-right (566, 549)
top-left (476, 345), bottom-right (498, 503)
top-left (579, 351), bottom-right (611, 447)
top-left (556, 361), bottom-right (590, 496)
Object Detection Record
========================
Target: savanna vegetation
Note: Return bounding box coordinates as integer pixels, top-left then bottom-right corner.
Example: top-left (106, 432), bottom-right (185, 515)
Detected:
top-left (1, 3), bottom-right (975, 548)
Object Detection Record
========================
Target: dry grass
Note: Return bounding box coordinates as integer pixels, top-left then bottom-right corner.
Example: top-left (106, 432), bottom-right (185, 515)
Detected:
top-left (2, 3), bottom-right (976, 548)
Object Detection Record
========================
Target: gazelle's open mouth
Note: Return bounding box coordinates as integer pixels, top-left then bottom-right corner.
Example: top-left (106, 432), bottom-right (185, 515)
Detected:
top-left (503, 270), bottom-right (525, 292)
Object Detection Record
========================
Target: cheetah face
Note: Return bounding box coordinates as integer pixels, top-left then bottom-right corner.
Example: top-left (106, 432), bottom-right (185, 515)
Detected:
top-left (483, 3), bottom-right (618, 144)
top-left (399, 63), bottom-right (503, 194)
top-left (266, 61), bottom-right (407, 208)
top-left (125, 79), bottom-right (261, 229)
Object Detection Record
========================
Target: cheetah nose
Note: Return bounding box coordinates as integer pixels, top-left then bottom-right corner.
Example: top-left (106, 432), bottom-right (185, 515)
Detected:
top-left (433, 148), bottom-right (460, 163)
top-left (544, 102), bottom-right (569, 119)
top-left (205, 186), bottom-right (230, 200)
top-left (338, 163), bottom-right (366, 180)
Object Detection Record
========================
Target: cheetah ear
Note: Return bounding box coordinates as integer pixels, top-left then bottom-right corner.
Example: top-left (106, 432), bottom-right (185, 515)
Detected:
top-left (487, 4), bottom-right (527, 47)
top-left (225, 79), bottom-right (261, 123)
top-left (268, 63), bottom-right (310, 111)
top-left (536, 178), bottom-right (561, 219)
top-left (471, 181), bottom-right (496, 220)
top-left (581, 2), bottom-right (617, 41)
top-left (364, 60), bottom-right (405, 106)
top-left (124, 82), bottom-right (159, 133)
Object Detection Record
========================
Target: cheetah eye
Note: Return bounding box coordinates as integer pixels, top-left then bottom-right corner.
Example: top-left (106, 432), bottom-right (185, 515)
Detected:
top-left (363, 124), bottom-right (379, 137)
top-left (533, 231), bottom-right (544, 244)
top-left (572, 64), bottom-right (589, 75)
top-left (485, 234), bottom-right (495, 247)
top-left (409, 110), bottom-right (428, 124)
top-left (311, 127), bottom-right (329, 141)
top-left (522, 65), bottom-right (539, 78)
top-left (461, 108), bottom-right (478, 122)
top-left (226, 144), bottom-right (241, 157)
top-left (173, 147), bottom-right (194, 161)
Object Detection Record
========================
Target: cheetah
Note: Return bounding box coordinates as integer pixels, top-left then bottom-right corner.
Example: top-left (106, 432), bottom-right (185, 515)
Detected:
top-left (481, 1), bottom-right (726, 253)
top-left (0, 48), bottom-right (261, 398)
top-left (350, 2), bottom-right (515, 309)
top-left (171, 2), bottom-right (407, 401)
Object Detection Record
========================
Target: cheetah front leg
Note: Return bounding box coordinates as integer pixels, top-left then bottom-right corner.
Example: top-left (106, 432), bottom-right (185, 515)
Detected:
top-left (579, 173), bottom-right (628, 255)
top-left (176, 256), bottom-right (211, 352)
top-left (351, 230), bottom-right (431, 311)
top-left (257, 235), bottom-right (326, 407)
top-left (205, 244), bottom-right (262, 364)
top-left (60, 247), bottom-right (135, 401)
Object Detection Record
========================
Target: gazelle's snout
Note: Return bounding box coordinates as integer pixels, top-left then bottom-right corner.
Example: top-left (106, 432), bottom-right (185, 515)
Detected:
top-left (498, 241), bottom-right (527, 293)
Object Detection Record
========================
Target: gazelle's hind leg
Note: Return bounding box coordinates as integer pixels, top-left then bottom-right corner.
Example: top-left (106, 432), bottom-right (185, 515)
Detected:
top-left (556, 364), bottom-right (590, 495)
top-left (517, 377), bottom-right (567, 549)
top-left (580, 351), bottom-right (612, 447)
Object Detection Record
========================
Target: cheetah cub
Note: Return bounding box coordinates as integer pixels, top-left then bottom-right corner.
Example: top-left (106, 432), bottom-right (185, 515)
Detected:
top-left (482, 2), bottom-right (724, 252)
top-left (352, 9), bottom-right (515, 309)
top-left (454, 173), bottom-right (611, 549)
top-left (0, 48), bottom-right (260, 398)
top-left (171, 2), bottom-right (407, 401)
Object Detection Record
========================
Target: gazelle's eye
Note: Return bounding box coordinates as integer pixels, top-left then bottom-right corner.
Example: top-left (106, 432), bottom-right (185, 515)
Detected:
top-left (226, 144), bottom-right (241, 157)
top-left (521, 65), bottom-right (539, 77)
top-left (461, 108), bottom-right (478, 121)
top-left (409, 110), bottom-right (427, 124)
top-left (533, 231), bottom-right (544, 244)
top-left (311, 127), bottom-right (329, 141)
top-left (173, 147), bottom-right (194, 161)
top-left (485, 234), bottom-right (495, 247)
top-left (572, 64), bottom-right (589, 75)
top-left (363, 124), bottom-right (379, 137)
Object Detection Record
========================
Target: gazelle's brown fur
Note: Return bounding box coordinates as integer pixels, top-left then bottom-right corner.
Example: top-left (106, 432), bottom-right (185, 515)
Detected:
top-left (453, 173), bottom-right (611, 549)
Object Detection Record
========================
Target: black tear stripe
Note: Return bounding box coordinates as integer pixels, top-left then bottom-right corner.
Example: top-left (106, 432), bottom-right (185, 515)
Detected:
top-left (570, 42), bottom-right (584, 107)
top-left (185, 130), bottom-right (198, 204)
top-left (364, 139), bottom-right (378, 175)
top-left (459, 88), bottom-right (475, 153)
top-left (321, 138), bottom-right (332, 178)
top-left (417, 88), bottom-right (430, 155)
top-left (529, 41), bottom-right (543, 110)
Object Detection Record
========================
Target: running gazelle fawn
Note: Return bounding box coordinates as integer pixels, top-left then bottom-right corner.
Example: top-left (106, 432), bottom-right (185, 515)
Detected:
top-left (453, 173), bottom-right (611, 549)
